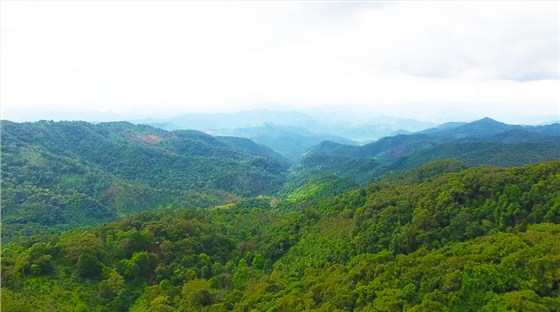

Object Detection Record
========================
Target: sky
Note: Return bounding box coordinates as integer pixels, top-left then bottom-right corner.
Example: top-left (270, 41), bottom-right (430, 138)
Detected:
top-left (1, 1), bottom-right (559, 124)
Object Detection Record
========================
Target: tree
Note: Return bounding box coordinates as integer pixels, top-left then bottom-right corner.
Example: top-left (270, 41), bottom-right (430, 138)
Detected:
top-left (181, 279), bottom-right (213, 309)
top-left (252, 253), bottom-right (266, 270)
top-left (99, 268), bottom-right (125, 299)
top-left (233, 259), bottom-right (249, 290)
top-left (76, 251), bottom-right (101, 278)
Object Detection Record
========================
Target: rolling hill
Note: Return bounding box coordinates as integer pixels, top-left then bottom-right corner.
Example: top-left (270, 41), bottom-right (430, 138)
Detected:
top-left (1, 120), bottom-right (289, 241)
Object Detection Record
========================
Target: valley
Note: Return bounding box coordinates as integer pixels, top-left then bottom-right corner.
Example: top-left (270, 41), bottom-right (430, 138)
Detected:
top-left (1, 117), bottom-right (559, 311)
top-left (3, 2), bottom-right (558, 311)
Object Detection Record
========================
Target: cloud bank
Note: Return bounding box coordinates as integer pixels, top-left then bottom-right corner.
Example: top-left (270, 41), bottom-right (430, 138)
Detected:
top-left (1, 1), bottom-right (559, 123)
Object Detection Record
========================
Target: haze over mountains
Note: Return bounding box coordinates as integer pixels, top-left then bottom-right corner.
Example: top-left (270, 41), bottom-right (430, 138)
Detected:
top-left (3, 1), bottom-right (559, 310)
top-left (296, 117), bottom-right (560, 182)
top-left (2, 114), bottom-right (560, 311)
top-left (2, 116), bottom-right (559, 242)
top-left (212, 124), bottom-right (356, 161)
top-left (135, 109), bottom-right (560, 169)
top-left (137, 108), bottom-right (436, 139)
top-left (135, 108), bottom-right (439, 159)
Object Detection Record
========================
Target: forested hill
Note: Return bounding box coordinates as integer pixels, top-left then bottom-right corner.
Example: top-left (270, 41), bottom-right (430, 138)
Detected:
top-left (2, 160), bottom-right (559, 311)
top-left (294, 118), bottom-right (560, 183)
top-left (1, 120), bottom-right (288, 241)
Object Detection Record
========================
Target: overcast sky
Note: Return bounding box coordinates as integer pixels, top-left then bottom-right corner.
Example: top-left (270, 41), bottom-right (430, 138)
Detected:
top-left (1, 1), bottom-right (559, 124)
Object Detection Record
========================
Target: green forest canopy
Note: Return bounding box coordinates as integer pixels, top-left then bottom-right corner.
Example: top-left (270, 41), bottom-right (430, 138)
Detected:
top-left (2, 160), bottom-right (559, 311)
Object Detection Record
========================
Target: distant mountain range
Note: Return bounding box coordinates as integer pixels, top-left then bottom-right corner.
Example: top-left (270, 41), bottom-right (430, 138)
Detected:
top-left (2, 117), bottom-right (559, 241)
top-left (137, 109), bottom-right (314, 131)
top-left (2, 114), bottom-right (560, 311)
top-left (294, 117), bottom-right (560, 183)
top-left (134, 108), bottom-right (436, 159)
top-left (211, 123), bottom-right (356, 161)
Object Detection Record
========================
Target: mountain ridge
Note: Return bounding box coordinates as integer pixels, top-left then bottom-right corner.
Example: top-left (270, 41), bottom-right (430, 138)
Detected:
top-left (1, 120), bottom-right (290, 241)
top-left (294, 118), bottom-right (560, 182)
top-left (135, 108), bottom-right (437, 145)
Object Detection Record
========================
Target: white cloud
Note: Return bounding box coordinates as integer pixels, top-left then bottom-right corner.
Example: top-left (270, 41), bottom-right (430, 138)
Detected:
top-left (1, 1), bottom-right (559, 123)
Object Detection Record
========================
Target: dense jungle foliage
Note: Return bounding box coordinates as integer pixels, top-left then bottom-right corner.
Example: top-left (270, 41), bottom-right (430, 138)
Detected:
top-left (2, 160), bottom-right (559, 311)
top-left (1, 121), bottom-right (288, 241)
